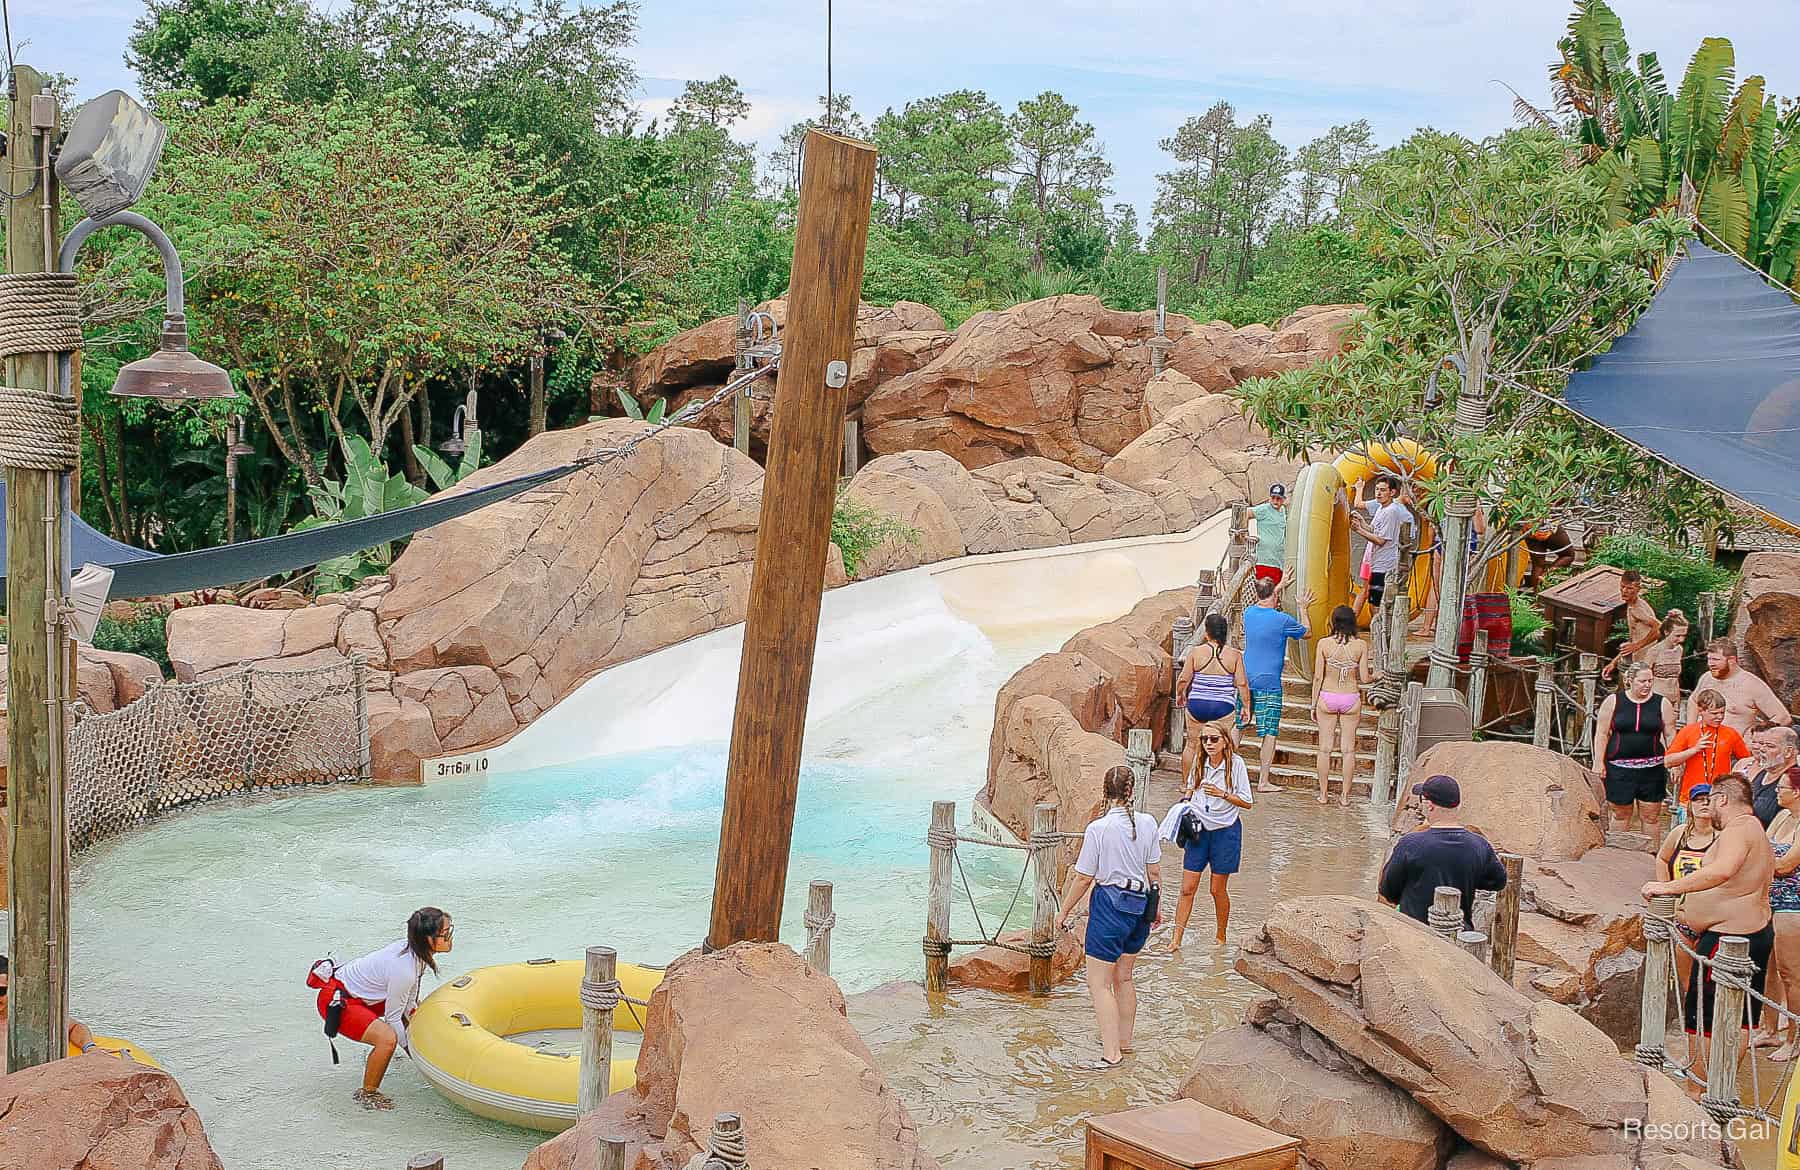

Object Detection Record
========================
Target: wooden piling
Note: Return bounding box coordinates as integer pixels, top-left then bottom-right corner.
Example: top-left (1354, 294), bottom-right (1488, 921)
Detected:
top-left (1532, 662), bottom-right (1555, 750)
top-left (597, 1137), bottom-right (627, 1170)
top-left (1702, 934), bottom-right (1753, 1120)
top-left (803, 879), bottom-right (834, 975)
top-left (842, 418), bottom-right (859, 477)
top-left (1029, 803), bottom-right (1058, 995)
top-left (1397, 681), bottom-right (1424, 796)
top-left (924, 800), bottom-right (955, 993)
top-left (1466, 629), bottom-right (1489, 731)
top-left (578, 946), bottom-right (617, 1114)
top-left (1427, 887), bottom-right (1462, 940)
top-left (707, 131), bottom-right (877, 950)
top-left (1373, 707), bottom-right (1402, 807)
top-left (407, 1154), bottom-right (445, 1170)
top-left (1169, 616), bottom-right (1194, 757)
top-left (1455, 930), bottom-right (1490, 963)
top-left (1577, 652), bottom-right (1601, 754)
top-left (732, 298), bottom-right (752, 456)
top-left (1636, 892), bottom-right (1679, 1072)
top-left (1127, 729), bottom-right (1153, 815)
top-left (1489, 852), bottom-right (1524, 982)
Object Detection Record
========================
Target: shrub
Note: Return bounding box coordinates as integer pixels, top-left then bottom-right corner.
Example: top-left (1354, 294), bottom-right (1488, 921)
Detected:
top-left (93, 612), bottom-right (171, 675)
top-left (1588, 534), bottom-right (1736, 635)
top-left (831, 495), bottom-right (919, 578)
top-left (1508, 587), bottom-right (1548, 654)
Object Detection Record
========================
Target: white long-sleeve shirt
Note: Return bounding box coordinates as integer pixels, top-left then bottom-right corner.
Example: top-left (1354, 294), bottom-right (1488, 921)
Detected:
top-left (336, 939), bottom-right (426, 1051)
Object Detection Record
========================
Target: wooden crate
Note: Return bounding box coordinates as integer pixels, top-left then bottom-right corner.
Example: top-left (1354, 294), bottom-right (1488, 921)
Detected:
top-left (1085, 1100), bottom-right (1302, 1170)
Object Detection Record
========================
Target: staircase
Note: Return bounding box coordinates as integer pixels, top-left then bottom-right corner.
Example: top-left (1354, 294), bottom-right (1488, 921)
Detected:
top-left (1156, 671), bottom-right (1381, 799)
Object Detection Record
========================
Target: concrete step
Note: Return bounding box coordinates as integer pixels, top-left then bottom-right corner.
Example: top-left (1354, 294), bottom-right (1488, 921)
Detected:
top-left (1152, 763), bottom-right (1374, 800)
top-left (1236, 740), bottom-right (1375, 772)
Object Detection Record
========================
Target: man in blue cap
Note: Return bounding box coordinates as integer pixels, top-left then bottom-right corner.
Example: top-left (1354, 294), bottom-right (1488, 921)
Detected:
top-left (1378, 774), bottom-right (1509, 929)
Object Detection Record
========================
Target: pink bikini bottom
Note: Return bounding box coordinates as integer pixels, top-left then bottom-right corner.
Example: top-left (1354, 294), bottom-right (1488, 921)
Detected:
top-left (1320, 691), bottom-right (1360, 715)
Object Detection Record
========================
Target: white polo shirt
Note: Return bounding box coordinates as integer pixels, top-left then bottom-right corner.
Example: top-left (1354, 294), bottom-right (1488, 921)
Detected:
top-left (1192, 755), bottom-right (1253, 829)
top-left (1073, 807), bottom-right (1161, 888)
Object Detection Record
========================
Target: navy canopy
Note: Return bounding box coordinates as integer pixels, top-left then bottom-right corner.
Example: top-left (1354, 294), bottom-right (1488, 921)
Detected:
top-left (1562, 243), bottom-right (1800, 531)
top-left (0, 479), bottom-right (161, 578)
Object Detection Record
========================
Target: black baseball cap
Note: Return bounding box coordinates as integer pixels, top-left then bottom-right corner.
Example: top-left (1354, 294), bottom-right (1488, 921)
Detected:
top-left (1268, 484), bottom-right (1286, 498)
top-left (1411, 774), bottom-right (1461, 808)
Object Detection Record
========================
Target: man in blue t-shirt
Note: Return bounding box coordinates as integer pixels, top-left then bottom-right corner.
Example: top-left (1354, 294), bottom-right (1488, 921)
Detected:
top-left (1241, 575), bottom-right (1314, 792)
top-left (1378, 774), bottom-right (1508, 928)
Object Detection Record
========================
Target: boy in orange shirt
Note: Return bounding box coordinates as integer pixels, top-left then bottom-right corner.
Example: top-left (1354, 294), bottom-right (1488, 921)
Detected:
top-left (1665, 689), bottom-right (1753, 800)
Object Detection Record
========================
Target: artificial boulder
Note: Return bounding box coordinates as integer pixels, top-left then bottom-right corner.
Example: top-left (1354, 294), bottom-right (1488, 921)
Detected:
top-left (1513, 846), bottom-right (1654, 1045)
top-left (1181, 1019), bottom-right (1450, 1170)
top-left (1396, 742), bottom-right (1606, 862)
top-left (167, 605), bottom-right (288, 681)
top-left (0, 1053), bottom-right (223, 1170)
top-left (1104, 394), bottom-right (1300, 520)
top-left (1236, 896), bottom-right (1732, 1167)
top-left (969, 459), bottom-right (1167, 547)
top-left (946, 927), bottom-right (1084, 993)
top-left (523, 943), bottom-right (937, 1170)
top-left (1730, 551), bottom-right (1800, 713)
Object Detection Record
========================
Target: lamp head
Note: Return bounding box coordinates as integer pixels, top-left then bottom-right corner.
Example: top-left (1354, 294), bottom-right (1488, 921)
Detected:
top-left (227, 415), bottom-right (255, 458)
top-left (110, 317), bottom-right (235, 403)
top-left (56, 91), bottom-right (168, 219)
top-left (438, 434), bottom-right (465, 456)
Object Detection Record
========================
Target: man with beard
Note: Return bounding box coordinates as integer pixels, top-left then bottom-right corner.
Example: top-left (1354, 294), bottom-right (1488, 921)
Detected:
top-left (1642, 773), bottom-right (1775, 1091)
top-left (1688, 638), bottom-right (1791, 739)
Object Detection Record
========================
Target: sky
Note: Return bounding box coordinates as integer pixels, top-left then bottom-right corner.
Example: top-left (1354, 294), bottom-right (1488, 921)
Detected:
top-left (17, 0), bottom-right (1800, 217)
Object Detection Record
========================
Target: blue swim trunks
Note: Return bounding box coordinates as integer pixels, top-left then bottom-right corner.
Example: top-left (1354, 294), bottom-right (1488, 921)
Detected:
top-left (1084, 883), bottom-right (1152, 962)
top-left (1249, 689), bottom-right (1283, 737)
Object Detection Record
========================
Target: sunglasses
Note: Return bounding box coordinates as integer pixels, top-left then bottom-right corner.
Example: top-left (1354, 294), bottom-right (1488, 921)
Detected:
top-left (1201, 734), bottom-right (1223, 743)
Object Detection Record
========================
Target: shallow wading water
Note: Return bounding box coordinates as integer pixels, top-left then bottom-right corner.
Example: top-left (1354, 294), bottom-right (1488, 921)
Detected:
top-left (65, 526), bottom-right (1392, 1170)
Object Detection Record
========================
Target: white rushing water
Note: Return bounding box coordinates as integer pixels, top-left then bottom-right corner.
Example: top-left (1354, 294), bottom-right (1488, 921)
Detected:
top-left (67, 521), bottom-right (1224, 1170)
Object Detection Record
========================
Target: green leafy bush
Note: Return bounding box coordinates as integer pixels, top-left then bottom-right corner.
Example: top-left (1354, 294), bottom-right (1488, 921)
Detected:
top-left (1589, 534), bottom-right (1735, 636)
top-left (1508, 587), bottom-right (1549, 655)
top-left (831, 495), bottom-right (920, 578)
top-left (93, 612), bottom-right (171, 675)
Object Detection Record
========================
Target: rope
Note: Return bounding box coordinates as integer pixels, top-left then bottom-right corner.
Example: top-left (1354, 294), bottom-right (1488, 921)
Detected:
top-left (0, 271), bottom-right (80, 357)
top-left (705, 1119), bottom-right (748, 1170)
top-left (925, 814), bottom-right (1083, 960)
top-left (0, 385), bottom-right (78, 470)
top-left (803, 908), bottom-right (836, 936)
top-left (578, 977), bottom-right (621, 1013)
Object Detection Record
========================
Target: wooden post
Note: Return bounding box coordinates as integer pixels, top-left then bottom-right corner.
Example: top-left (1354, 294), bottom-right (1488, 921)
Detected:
top-left (732, 297), bottom-right (752, 456)
top-left (1701, 935), bottom-right (1753, 1121)
top-left (1467, 629), bottom-right (1490, 731)
top-left (704, 1113), bottom-right (748, 1169)
top-left (5, 66), bottom-right (69, 1073)
top-left (1127, 729), bottom-right (1153, 815)
top-left (1225, 503), bottom-right (1250, 581)
top-left (1636, 892), bottom-right (1679, 1072)
top-left (406, 1155), bottom-right (445, 1170)
top-left (1427, 327), bottom-right (1490, 690)
top-left (1029, 803), bottom-right (1058, 995)
top-left (1577, 651), bottom-right (1601, 755)
top-left (1489, 852), bottom-right (1524, 982)
top-left (1427, 886), bottom-right (1462, 940)
top-left (1532, 662), bottom-right (1555, 749)
top-left (842, 417), bottom-right (859, 478)
top-left (597, 1137), bottom-right (627, 1170)
top-left (1168, 616), bottom-right (1193, 757)
top-left (1373, 707), bottom-right (1402, 808)
top-left (1397, 681), bottom-right (1424, 796)
top-left (578, 945), bottom-right (617, 1114)
top-left (924, 800), bottom-right (955, 993)
top-left (1455, 930), bottom-right (1490, 963)
top-left (802, 879), bottom-right (834, 975)
top-left (1149, 266), bottom-right (1170, 375)
top-left (707, 132), bottom-right (876, 950)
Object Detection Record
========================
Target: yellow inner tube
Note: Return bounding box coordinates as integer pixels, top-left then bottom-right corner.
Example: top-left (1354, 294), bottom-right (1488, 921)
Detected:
top-left (69, 1035), bottom-right (161, 1068)
top-left (1283, 461), bottom-right (1350, 675)
top-left (411, 958), bottom-right (663, 1132)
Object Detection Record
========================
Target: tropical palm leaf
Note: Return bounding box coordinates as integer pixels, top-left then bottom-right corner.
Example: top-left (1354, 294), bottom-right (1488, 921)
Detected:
top-left (1717, 75), bottom-right (1765, 173)
top-left (1670, 38), bottom-right (1736, 186)
top-left (1699, 170), bottom-right (1753, 255)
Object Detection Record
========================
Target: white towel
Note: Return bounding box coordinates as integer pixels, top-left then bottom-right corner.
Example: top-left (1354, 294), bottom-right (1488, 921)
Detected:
top-left (1159, 799), bottom-right (1193, 844)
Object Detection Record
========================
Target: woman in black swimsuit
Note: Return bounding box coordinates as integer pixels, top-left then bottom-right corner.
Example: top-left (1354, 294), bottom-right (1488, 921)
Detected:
top-left (1592, 663), bottom-right (1675, 837)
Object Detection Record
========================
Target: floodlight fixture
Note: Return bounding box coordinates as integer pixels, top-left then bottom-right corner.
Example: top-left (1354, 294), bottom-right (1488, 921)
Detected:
top-left (65, 563), bottom-right (116, 644)
top-left (55, 91), bottom-right (168, 220)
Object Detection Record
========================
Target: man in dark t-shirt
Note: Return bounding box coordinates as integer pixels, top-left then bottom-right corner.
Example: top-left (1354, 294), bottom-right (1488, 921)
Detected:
top-left (1750, 727), bottom-right (1797, 828)
top-left (1379, 774), bottom-right (1509, 929)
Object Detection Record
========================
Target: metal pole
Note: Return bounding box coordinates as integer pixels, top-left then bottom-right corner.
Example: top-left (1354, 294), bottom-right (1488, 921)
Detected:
top-left (225, 443), bottom-right (238, 544)
top-left (1533, 661), bottom-right (1555, 750)
top-left (707, 133), bottom-right (876, 949)
top-left (924, 800), bottom-right (955, 993)
top-left (1427, 328), bottom-right (1491, 690)
top-left (578, 946), bottom-right (618, 1114)
top-left (1577, 651), bottom-right (1601, 755)
top-left (733, 297), bottom-right (752, 456)
top-left (1489, 852), bottom-right (1524, 981)
top-left (1636, 893), bottom-right (1678, 1072)
top-left (802, 879), bottom-right (834, 975)
top-left (5, 67), bottom-right (70, 1072)
top-left (1701, 935), bottom-right (1753, 1121)
top-left (1029, 803), bottom-right (1058, 995)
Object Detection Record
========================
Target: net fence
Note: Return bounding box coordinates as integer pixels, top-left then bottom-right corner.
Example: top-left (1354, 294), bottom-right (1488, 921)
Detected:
top-left (66, 658), bottom-right (371, 851)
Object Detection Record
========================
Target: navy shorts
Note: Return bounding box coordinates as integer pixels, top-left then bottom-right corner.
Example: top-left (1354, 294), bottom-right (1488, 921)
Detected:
top-left (1187, 696), bottom-right (1237, 723)
top-left (1084, 883), bottom-right (1151, 962)
top-left (1183, 819), bottom-right (1243, 875)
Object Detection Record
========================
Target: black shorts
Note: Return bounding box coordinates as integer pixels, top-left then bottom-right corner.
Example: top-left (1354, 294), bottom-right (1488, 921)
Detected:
top-left (1367, 570), bottom-right (1388, 607)
top-left (1683, 920), bottom-right (1775, 1034)
top-left (1603, 765), bottom-right (1667, 806)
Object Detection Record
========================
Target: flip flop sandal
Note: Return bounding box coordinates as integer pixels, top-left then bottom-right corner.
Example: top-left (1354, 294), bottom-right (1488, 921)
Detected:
top-left (353, 1089), bottom-right (396, 1111)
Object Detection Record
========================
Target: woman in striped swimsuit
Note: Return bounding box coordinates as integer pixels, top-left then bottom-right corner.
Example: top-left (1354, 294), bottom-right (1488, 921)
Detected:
top-left (1175, 614), bottom-right (1250, 794)
top-left (1766, 769), bottom-right (1800, 1062)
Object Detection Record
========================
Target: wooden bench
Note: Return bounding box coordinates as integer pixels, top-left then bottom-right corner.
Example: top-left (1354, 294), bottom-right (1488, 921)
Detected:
top-left (1085, 1100), bottom-right (1301, 1170)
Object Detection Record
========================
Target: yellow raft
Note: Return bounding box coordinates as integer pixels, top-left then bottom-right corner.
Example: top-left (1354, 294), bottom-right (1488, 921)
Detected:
top-left (1283, 460), bottom-right (1350, 674)
top-left (411, 958), bottom-right (663, 1132)
top-left (70, 1035), bottom-right (161, 1067)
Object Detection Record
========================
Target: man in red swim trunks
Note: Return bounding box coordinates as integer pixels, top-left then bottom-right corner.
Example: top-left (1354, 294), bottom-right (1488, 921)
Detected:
top-left (1248, 483), bottom-right (1288, 587)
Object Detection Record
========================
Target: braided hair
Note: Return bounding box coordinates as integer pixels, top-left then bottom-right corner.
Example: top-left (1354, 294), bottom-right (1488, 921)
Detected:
top-left (1102, 765), bottom-right (1137, 838)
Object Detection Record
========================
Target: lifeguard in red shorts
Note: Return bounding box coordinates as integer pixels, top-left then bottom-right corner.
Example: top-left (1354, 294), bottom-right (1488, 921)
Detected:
top-left (1248, 483), bottom-right (1287, 586)
top-left (307, 907), bottom-right (455, 1111)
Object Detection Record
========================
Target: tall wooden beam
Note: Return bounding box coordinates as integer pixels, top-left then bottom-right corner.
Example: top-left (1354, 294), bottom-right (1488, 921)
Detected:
top-left (5, 65), bottom-right (69, 1071)
top-left (708, 131), bottom-right (876, 949)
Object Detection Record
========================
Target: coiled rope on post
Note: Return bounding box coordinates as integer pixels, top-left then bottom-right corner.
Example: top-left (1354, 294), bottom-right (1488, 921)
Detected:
top-left (0, 272), bottom-right (81, 358)
top-left (578, 976), bottom-right (621, 1014)
top-left (0, 272), bottom-right (82, 472)
top-left (802, 907), bottom-right (837, 937)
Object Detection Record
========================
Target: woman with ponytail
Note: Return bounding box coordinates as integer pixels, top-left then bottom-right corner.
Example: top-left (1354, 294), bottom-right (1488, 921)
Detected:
top-left (306, 906), bottom-right (455, 1110)
top-left (1059, 765), bottom-right (1162, 1070)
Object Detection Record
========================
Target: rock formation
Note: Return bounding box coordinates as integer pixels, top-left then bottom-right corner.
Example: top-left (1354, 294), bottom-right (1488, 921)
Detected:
top-left (861, 298), bottom-right (1355, 471)
top-left (1225, 896), bottom-right (1736, 1170)
top-left (1730, 551), bottom-right (1800, 714)
top-left (523, 943), bottom-right (937, 1170)
top-left (1103, 394), bottom-right (1301, 521)
top-left (0, 1053), bottom-right (224, 1170)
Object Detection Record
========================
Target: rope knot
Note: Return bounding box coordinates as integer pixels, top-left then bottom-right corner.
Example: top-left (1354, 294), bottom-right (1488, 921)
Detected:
top-left (925, 826), bottom-right (958, 851)
top-left (579, 977), bottom-right (621, 1013)
top-left (803, 909), bottom-right (836, 934)
top-left (0, 386), bottom-right (78, 470)
top-left (921, 938), bottom-right (951, 959)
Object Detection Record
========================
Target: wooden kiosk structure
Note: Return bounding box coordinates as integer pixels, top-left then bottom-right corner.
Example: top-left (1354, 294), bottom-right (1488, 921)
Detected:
top-left (1536, 564), bottom-right (1659, 660)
